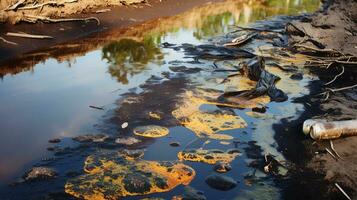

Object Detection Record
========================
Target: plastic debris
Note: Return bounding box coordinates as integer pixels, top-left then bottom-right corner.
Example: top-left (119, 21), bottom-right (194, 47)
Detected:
top-left (303, 119), bottom-right (357, 140)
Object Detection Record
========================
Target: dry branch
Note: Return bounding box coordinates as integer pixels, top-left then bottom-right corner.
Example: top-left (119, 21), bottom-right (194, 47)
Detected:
top-left (335, 183), bottom-right (352, 200)
top-left (324, 66), bottom-right (344, 85)
top-left (6, 32), bottom-right (53, 39)
top-left (0, 37), bottom-right (18, 45)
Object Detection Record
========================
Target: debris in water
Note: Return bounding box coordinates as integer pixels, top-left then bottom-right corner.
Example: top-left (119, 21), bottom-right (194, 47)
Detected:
top-left (65, 152), bottom-right (195, 199)
top-left (133, 125), bottom-right (169, 138)
top-left (178, 149), bottom-right (241, 164)
top-left (303, 119), bottom-right (357, 140)
top-left (89, 105), bottom-right (104, 110)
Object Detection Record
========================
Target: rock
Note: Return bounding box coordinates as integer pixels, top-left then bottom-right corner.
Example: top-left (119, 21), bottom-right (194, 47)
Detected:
top-left (182, 186), bottom-right (206, 200)
top-left (115, 137), bottom-right (141, 145)
top-left (133, 125), bottom-right (169, 138)
top-left (290, 73), bottom-right (303, 80)
top-left (213, 162), bottom-right (232, 173)
top-left (23, 167), bottom-right (57, 181)
top-left (205, 174), bottom-right (237, 191)
top-left (120, 149), bottom-right (144, 160)
top-left (121, 122), bottom-right (129, 129)
top-left (48, 138), bottom-right (61, 143)
top-left (72, 134), bottom-right (109, 143)
top-left (169, 142), bottom-right (181, 147)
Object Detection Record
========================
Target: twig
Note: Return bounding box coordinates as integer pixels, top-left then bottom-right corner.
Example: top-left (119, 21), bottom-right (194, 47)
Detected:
top-left (335, 183), bottom-right (352, 200)
top-left (325, 148), bottom-right (337, 160)
top-left (324, 66), bottom-right (344, 85)
top-left (6, 32), bottom-right (53, 39)
top-left (23, 15), bottom-right (100, 25)
top-left (89, 105), bottom-right (104, 110)
top-left (330, 140), bottom-right (342, 159)
top-left (0, 37), bottom-right (18, 45)
top-left (5, 0), bottom-right (25, 11)
top-left (319, 83), bottom-right (357, 101)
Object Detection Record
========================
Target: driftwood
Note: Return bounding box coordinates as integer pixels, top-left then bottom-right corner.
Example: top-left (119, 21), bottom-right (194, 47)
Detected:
top-left (0, 37), bottom-right (18, 45)
top-left (303, 119), bottom-right (357, 140)
top-left (89, 105), bottom-right (104, 110)
top-left (21, 15), bottom-right (100, 25)
top-left (6, 32), bottom-right (53, 39)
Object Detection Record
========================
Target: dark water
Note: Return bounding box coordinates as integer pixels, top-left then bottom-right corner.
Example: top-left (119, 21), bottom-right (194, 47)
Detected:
top-left (0, 0), bottom-right (320, 199)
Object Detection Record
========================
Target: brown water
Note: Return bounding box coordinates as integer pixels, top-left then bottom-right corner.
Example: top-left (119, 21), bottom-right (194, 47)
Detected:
top-left (0, 0), bottom-right (320, 199)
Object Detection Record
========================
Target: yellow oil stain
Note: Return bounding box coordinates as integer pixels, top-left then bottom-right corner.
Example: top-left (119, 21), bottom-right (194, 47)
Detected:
top-left (178, 149), bottom-right (241, 164)
top-left (172, 90), bottom-right (248, 140)
top-left (65, 152), bottom-right (195, 200)
top-left (133, 125), bottom-right (169, 138)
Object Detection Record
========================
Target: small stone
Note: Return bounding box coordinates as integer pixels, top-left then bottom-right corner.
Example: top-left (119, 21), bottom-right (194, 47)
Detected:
top-left (205, 174), bottom-right (237, 191)
top-left (23, 167), bottom-right (57, 181)
top-left (213, 162), bottom-right (232, 173)
top-left (290, 73), bottom-right (303, 80)
top-left (121, 122), bottom-right (129, 129)
top-left (48, 138), bottom-right (61, 143)
top-left (115, 137), bottom-right (141, 145)
top-left (169, 142), bottom-right (181, 147)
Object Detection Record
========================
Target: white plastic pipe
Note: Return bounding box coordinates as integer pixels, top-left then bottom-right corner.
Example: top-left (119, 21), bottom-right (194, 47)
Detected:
top-left (303, 119), bottom-right (357, 140)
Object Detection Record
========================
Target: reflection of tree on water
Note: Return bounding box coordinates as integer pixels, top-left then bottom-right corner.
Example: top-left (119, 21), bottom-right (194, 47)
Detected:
top-left (102, 38), bottom-right (163, 84)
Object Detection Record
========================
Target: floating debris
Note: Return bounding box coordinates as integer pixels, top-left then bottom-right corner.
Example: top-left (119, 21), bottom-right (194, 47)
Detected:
top-left (65, 152), bottom-right (195, 199)
top-left (205, 174), bottom-right (237, 191)
top-left (115, 137), bottom-right (141, 145)
top-left (133, 125), bottom-right (169, 138)
top-left (178, 149), bottom-right (241, 164)
top-left (23, 167), bottom-right (57, 182)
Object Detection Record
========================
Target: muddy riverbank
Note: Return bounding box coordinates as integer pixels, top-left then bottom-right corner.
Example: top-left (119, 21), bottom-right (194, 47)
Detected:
top-left (274, 0), bottom-right (357, 199)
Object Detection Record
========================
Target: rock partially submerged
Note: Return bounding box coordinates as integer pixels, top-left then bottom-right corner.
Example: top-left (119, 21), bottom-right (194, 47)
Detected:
top-left (72, 134), bottom-right (109, 143)
top-left (115, 137), bottom-right (141, 145)
top-left (213, 162), bottom-right (232, 173)
top-left (23, 167), bottom-right (57, 181)
top-left (205, 174), bottom-right (237, 191)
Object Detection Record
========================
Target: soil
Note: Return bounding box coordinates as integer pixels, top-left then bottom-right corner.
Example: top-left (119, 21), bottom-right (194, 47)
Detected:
top-left (275, 0), bottom-right (357, 198)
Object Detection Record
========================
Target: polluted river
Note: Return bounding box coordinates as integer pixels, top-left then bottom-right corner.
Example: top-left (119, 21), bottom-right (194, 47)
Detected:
top-left (1, 0), bottom-right (340, 199)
